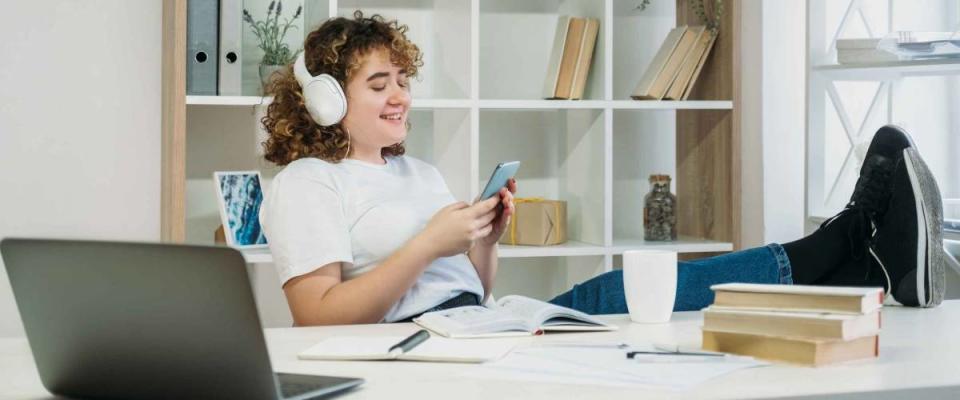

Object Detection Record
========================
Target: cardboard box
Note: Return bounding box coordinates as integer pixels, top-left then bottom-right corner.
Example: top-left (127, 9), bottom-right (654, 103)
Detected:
top-left (500, 198), bottom-right (567, 246)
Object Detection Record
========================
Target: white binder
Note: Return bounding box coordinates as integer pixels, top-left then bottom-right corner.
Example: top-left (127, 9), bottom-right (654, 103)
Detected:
top-left (218, 0), bottom-right (243, 95)
top-left (186, 0), bottom-right (218, 95)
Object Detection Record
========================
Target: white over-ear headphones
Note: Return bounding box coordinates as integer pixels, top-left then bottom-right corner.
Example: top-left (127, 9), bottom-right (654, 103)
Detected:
top-left (293, 52), bottom-right (347, 127)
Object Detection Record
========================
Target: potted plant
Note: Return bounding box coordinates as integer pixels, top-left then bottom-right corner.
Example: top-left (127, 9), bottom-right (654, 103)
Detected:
top-left (243, 1), bottom-right (302, 93)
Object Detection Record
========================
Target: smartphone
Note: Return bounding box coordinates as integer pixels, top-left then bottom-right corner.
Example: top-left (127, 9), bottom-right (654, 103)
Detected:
top-left (477, 161), bottom-right (520, 202)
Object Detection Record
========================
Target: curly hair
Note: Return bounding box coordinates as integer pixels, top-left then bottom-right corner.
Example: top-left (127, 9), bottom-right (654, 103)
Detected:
top-left (261, 11), bottom-right (423, 166)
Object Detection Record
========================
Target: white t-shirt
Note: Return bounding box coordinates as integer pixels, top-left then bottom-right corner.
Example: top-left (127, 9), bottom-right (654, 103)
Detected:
top-left (259, 155), bottom-right (483, 322)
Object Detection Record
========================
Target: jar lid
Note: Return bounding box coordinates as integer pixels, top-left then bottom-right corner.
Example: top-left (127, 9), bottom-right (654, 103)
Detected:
top-left (648, 174), bottom-right (671, 183)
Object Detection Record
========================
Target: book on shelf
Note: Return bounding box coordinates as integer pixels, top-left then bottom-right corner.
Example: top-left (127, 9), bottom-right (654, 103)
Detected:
top-left (542, 15), bottom-right (571, 99)
top-left (413, 295), bottom-right (617, 338)
top-left (543, 16), bottom-right (599, 100)
top-left (298, 335), bottom-right (516, 364)
top-left (630, 26), bottom-right (704, 100)
top-left (681, 28), bottom-right (718, 100)
top-left (710, 283), bottom-right (884, 314)
top-left (702, 330), bottom-right (879, 367)
top-left (702, 306), bottom-right (881, 340)
top-left (664, 27), bottom-right (717, 100)
top-left (569, 17), bottom-right (600, 100)
top-left (631, 26), bottom-right (687, 100)
top-left (836, 38), bottom-right (899, 64)
top-left (543, 16), bottom-right (585, 99)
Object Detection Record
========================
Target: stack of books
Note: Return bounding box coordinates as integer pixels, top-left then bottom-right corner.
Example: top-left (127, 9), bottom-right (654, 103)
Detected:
top-left (543, 16), bottom-right (601, 100)
top-left (701, 283), bottom-right (883, 367)
top-left (836, 38), bottom-right (898, 64)
top-left (631, 25), bottom-right (717, 101)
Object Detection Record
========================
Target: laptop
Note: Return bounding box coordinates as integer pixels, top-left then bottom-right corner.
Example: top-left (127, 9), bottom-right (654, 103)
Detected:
top-left (0, 238), bottom-right (363, 400)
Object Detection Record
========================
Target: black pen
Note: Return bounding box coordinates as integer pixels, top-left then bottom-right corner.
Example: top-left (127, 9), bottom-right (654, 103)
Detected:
top-left (626, 350), bottom-right (725, 359)
top-left (388, 329), bottom-right (431, 357)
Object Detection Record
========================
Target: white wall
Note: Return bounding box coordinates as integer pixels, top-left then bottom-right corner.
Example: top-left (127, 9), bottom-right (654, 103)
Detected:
top-left (739, 0), bottom-right (806, 247)
top-left (0, 1), bottom-right (162, 337)
top-left (760, 0), bottom-right (806, 244)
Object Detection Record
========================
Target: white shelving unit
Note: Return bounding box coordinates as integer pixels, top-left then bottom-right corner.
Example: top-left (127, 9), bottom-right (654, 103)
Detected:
top-left (811, 58), bottom-right (960, 81)
top-left (188, 95), bottom-right (734, 110)
top-left (240, 237), bottom-right (733, 263)
top-left (180, 0), bottom-right (736, 300)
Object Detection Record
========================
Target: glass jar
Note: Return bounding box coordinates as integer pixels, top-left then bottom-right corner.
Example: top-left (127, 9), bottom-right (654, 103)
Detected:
top-left (643, 174), bottom-right (677, 241)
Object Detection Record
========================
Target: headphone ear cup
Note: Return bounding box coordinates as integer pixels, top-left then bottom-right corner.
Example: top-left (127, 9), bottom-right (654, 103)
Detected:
top-left (302, 74), bottom-right (347, 127)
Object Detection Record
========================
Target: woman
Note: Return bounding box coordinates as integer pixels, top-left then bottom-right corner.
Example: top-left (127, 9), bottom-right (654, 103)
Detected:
top-left (260, 12), bottom-right (946, 326)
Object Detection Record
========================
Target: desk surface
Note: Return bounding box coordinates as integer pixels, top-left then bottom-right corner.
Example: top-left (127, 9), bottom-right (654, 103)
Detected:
top-left (2, 301), bottom-right (959, 400)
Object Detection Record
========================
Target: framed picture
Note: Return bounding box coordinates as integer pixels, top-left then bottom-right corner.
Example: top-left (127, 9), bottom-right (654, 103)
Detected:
top-left (213, 171), bottom-right (268, 249)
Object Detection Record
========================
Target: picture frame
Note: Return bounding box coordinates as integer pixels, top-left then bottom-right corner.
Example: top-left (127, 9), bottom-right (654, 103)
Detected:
top-left (213, 170), bottom-right (268, 249)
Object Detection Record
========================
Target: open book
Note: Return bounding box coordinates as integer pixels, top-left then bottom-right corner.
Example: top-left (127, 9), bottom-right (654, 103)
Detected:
top-left (413, 295), bottom-right (618, 338)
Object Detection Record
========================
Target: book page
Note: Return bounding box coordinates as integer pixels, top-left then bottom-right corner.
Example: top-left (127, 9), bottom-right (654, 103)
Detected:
top-left (497, 295), bottom-right (606, 328)
top-left (298, 336), bottom-right (519, 363)
top-left (404, 337), bottom-right (518, 363)
top-left (415, 306), bottom-right (530, 336)
top-left (298, 337), bottom-right (398, 361)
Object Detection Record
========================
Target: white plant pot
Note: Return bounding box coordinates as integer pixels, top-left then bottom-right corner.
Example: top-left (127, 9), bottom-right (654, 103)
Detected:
top-left (259, 64), bottom-right (286, 94)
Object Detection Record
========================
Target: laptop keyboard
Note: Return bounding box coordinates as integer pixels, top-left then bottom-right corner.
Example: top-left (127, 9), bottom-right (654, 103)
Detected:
top-left (280, 380), bottom-right (328, 398)
top-left (276, 373), bottom-right (361, 399)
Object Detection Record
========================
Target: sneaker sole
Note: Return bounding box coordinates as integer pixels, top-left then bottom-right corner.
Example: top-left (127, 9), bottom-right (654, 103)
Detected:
top-left (903, 148), bottom-right (945, 307)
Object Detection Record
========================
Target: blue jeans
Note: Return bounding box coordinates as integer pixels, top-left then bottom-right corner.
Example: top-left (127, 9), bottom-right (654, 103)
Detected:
top-left (549, 243), bottom-right (794, 313)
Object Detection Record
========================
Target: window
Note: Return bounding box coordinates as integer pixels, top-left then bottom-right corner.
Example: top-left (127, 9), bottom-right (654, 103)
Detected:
top-left (807, 0), bottom-right (960, 233)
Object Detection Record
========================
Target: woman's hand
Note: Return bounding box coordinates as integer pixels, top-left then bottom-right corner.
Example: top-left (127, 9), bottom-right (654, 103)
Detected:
top-left (477, 178), bottom-right (517, 247)
top-left (418, 197), bottom-right (500, 258)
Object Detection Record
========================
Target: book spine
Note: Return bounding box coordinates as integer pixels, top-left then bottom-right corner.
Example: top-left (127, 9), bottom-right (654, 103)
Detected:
top-left (570, 18), bottom-right (599, 100)
top-left (542, 16), bottom-right (571, 99)
top-left (664, 27), bottom-right (708, 100)
top-left (703, 310), bottom-right (880, 340)
top-left (631, 26), bottom-right (687, 99)
top-left (681, 31), bottom-right (717, 100)
top-left (554, 17), bottom-right (587, 100)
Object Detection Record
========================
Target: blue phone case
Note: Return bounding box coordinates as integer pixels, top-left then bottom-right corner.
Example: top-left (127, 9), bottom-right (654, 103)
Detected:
top-left (479, 161), bottom-right (520, 201)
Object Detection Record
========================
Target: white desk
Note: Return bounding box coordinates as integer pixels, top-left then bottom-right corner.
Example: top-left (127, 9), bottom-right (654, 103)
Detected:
top-left (2, 301), bottom-right (960, 400)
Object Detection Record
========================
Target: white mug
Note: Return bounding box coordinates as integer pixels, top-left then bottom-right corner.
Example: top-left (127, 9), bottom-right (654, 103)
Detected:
top-left (622, 250), bottom-right (677, 323)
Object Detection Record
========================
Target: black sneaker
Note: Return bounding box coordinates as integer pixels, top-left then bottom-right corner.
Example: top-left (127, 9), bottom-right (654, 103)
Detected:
top-left (816, 125), bottom-right (912, 287)
top-left (873, 148), bottom-right (946, 307)
top-left (847, 125), bottom-right (915, 227)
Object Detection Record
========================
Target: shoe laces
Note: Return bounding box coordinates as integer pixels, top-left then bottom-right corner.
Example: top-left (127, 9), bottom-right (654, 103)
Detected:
top-left (820, 155), bottom-right (895, 283)
top-left (848, 155), bottom-right (895, 225)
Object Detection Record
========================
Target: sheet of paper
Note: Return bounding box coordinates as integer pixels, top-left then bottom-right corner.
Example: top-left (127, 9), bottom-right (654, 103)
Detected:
top-left (473, 344), bottom-right (767, 390)
top-left (299, 336), bottom-right (520, 363)
top-left (299, 337), bottom-right (399, 360)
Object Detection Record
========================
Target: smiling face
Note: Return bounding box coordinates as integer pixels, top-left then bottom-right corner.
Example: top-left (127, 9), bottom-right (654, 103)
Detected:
top-left (340, 48), bottom-right (412, 162)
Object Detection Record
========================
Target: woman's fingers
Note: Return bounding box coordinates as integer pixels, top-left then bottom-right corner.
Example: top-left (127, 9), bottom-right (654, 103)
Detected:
top-left (470, 196), bottom-right (499, 216)
top-left (473, 223), bottom-right (494, 240)
top-left (500, 187), bottom-right (515, 218)
top-left (477, 209), bottom-right (497, 227)
top-left (445, 201), bottom-right (469, 212)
